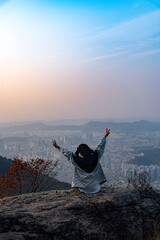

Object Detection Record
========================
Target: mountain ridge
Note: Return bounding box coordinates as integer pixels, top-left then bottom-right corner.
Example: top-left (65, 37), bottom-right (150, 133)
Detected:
top-left (5, 120), bottom-right (160, 132)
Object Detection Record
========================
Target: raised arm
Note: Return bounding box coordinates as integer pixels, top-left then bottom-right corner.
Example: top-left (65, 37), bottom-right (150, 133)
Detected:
top-left (104, 128), bottom-right (110, 138)
top-left (52, 140), bottom-right (73, 161)
top-left (95, 128), bottom-right (110, 159)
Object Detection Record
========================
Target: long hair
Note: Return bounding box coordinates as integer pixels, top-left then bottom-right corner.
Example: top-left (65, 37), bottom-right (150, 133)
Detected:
top-left (73, 144), bottom-right (98, 173)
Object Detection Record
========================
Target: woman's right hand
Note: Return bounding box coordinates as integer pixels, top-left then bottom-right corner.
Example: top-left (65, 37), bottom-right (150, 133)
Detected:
top-left (104, 128), bottom-right (110, 138)
top-left (52, 140), bottom-right (60, 149)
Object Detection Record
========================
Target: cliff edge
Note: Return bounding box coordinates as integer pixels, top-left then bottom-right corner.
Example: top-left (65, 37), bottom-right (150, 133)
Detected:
top-left (0, 187), bottom-right (160, 240)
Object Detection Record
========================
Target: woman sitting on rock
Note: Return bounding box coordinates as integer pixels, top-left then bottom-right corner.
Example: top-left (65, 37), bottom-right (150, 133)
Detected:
top-left (52, 128), bottom-right (110, 194)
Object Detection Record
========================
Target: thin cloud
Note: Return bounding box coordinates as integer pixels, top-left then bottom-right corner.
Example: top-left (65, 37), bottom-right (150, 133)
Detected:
top-left (130, 1), bottom-right (141, 10)
top-left (0, 0), bottom-right (11, 7)
top-left (149, 36), bottom-right (160, 41)
top-left (0, 0), bottom-right (17, 22)
top-left (86, 10), bottom-right (160, 42)
top-left (78, 51), bottom-right (130, 63)
top-left (132, 48), bottom-right (160, 57)
top-left (78, 48), bottom-right (160, 64)
top-left (78, 10), bottom-right (160, 63)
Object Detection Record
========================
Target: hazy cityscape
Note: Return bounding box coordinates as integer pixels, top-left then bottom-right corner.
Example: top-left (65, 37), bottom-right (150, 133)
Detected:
top-left (0, 120), bottom-right (160, 188)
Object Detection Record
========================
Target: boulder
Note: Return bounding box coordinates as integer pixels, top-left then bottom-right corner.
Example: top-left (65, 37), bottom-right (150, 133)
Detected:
top-left (0, 187), bottom-right (160, 240)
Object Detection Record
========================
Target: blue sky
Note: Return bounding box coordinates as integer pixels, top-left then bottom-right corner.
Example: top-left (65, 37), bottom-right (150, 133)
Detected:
top-left (0, 0), bottom-right (160, 122)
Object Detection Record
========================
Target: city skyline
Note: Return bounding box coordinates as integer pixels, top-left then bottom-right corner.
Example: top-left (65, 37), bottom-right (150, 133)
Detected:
top-left (0, 0), bottom-right (160, 122)
top-left (1, 119), bottom-right (160, 186)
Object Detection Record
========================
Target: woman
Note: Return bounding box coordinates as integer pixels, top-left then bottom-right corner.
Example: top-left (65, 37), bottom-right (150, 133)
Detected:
top-left (53, 128), bottom-right (110, 194)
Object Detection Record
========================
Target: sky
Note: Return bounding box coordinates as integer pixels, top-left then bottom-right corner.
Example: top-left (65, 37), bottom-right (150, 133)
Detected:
top-left (0, 0), bottom-right (160, 122)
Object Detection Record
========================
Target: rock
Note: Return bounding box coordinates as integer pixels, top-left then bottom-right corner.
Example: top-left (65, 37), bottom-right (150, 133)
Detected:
top-left (0, 187), bottom-right (160, 240)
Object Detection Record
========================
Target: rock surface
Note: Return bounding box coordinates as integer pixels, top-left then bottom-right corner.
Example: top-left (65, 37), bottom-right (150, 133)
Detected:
top-left (0, 187), bottom-right (160, 240)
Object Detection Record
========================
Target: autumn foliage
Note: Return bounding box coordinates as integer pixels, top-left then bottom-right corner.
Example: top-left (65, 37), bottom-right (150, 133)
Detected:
top-left (0, 158), bottom-right (58, 198)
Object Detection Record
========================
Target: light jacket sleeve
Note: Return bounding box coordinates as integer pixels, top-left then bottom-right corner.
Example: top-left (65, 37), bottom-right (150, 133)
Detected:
top-left (95, 137), bottom-right (106, 160)
top-left (58, 147), bottom-right (74, 164)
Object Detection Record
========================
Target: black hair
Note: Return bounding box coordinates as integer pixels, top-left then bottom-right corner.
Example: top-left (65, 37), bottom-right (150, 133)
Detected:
top-left (73, 144), bottom-right (98, 173)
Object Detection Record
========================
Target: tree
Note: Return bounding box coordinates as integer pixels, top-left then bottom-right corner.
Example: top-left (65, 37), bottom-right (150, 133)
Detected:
top-left (127, 170), bottom-right (151, 189)
top-left (0, 174), bottom-right (15, 198)
top-left (0, 158), bottom-right (58, 198)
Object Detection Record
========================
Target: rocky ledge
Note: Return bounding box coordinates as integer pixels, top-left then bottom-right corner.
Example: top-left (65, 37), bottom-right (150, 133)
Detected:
top-left (0, 187), bottom-right (160, 240)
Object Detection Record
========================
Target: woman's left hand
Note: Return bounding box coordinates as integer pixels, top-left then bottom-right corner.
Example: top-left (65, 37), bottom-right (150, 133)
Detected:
top-left (104, 128), bottom-right (110, 138)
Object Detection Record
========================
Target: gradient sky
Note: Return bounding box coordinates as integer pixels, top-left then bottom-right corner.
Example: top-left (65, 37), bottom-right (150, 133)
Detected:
top-left (0, 0), bottom-right (160, 122)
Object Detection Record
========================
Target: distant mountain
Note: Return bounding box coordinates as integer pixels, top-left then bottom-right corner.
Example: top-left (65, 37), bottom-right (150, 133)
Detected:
top-left (46, 119), bottom-right (93, 126)
top-left (5, 120), bottom-right (160, 133)
top-left (0, 156), bottom-right (12, 175)
top-left (9, 122), bottom-right (79, 131)
top-left (81, 120), bottom-right (160, 132)
top-left (9, 122), bottom-right (52, 131)
top-left (127, 148), bottom-right (160, 166)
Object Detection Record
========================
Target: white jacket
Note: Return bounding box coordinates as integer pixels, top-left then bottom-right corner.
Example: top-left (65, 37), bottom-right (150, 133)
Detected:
top-left (59, 137), bottom-right (107, 188)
